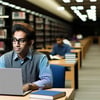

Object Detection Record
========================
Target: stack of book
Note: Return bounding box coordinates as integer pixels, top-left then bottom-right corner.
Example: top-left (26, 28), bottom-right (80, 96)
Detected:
top-left (74, 42), bottom-right (81, 47)
top-left (65, 53), bottom-right (76, 63)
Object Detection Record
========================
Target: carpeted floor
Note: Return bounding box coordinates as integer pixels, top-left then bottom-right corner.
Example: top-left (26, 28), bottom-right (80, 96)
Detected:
top-left (74, 44), bottom-right (100, 100)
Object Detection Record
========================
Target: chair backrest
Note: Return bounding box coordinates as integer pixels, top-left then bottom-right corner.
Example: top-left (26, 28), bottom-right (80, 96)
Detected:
top-left (50, 64), bottom-right (66, 88)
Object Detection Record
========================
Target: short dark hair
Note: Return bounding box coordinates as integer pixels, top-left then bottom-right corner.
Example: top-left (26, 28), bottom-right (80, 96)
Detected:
top-left (12, 23), bottom-right (34, 40)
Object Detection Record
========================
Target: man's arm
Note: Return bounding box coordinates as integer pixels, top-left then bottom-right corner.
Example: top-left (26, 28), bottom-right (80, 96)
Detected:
top-left (0, 55), bottom-right (5, 68)
top-left (50, 44), bottom-right (56, 55)
top-left (23, 55), bottom-right (53, 91)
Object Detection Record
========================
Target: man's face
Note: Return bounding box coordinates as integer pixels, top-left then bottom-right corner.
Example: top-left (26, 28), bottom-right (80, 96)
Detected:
top-left (12, 31), bottom-right (31, 57)
top-left (56, 38), bottom-right (63, 45)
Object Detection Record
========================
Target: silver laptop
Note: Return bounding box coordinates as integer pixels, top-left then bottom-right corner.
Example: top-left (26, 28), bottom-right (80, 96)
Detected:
top-left (0, 68), bottom-right (31, 96)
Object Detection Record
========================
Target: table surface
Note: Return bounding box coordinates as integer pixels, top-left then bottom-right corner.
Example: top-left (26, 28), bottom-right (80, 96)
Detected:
top-left (0, 88), bottom-right (74, 100)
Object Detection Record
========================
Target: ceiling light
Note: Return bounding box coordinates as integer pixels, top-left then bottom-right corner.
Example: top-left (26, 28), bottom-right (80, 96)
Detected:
top-left (76, 0), bottom-right (83, 2)
top-left (20, 8), bottom-right (26, 11)
top-left (31, 11), bottom-right (35, 14)
top-left (62, 0), bottom-right (71, 3)
top-left (80, 15), bottom-right (87, 22)
top-left (90, 5), bottom-right (96, 9)
top-left (15, 6), bottom-right (21, 10)
top-left (26, 9), bottom-right (31, 13)
top-left (90, 0), bottom-right (97, 2)
top-left (8, 4), bottom-right (16, 8)
top-left (1, 2), bottom-right (9, 6)
top-left (70, 6), bottom-right (77, 10)
top-left (86, 9), bottom-right (96, 21)
top-left (77, 6), bottom-right (84, 10)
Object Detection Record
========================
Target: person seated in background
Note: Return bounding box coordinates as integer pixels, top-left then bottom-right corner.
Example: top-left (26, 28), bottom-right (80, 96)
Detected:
top-left (50, 36), bottom-right (72, 59)
top-left (0, 23), bottom-right (53, 92)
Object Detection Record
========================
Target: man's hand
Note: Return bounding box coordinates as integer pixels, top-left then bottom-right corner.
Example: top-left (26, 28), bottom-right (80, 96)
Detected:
top-left (23, 83), bottom-right (39, 92)
top-left (23, 83), bottom-right (30, 92)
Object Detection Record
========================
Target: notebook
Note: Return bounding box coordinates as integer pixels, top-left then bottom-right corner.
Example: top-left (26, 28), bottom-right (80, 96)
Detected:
top-left (0, 68), bottom-right (31, 96)
top-left (30, 90), bottom-right (66, 100)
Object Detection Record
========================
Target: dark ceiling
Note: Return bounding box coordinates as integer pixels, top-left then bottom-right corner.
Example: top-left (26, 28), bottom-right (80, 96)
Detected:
top-left (3, 0), bottom-right (100, 22)
top-left (55, 0), bottom-right (100, 21)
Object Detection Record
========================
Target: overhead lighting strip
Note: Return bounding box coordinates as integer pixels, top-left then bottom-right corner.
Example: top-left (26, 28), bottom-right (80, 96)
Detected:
top-left (62, 0), bottom-right (71, 3)
top-left (71, 5), bottom-right (96, 21)
top-left (90, 0), bottom-right (97, 2)
top-left (76, 0), bottom-right (84, 3)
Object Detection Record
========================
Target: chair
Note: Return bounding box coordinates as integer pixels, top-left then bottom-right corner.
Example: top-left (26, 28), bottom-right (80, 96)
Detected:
top-left (50, 64), bottom-right (66, 88)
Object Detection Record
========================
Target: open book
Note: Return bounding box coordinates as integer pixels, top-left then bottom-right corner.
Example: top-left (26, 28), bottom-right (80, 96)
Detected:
top-left (49, 55), bottom-right (62, 60)
top-left (30, 90), bottom-right (66, 100)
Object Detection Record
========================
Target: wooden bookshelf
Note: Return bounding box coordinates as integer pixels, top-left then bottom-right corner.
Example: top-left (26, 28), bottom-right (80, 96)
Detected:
top-left (0, 2), bottom-right (73, 52)
top-left (0, 5), bottom-right (11, 55)
top-left (35, 16), bottom-right (45, 49)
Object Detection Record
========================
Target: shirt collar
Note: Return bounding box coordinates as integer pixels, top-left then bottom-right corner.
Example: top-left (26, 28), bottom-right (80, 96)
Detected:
top-left (13, 49), bottom-right (33, 60)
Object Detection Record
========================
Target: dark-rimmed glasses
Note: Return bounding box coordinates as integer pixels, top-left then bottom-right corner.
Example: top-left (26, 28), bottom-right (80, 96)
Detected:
top-left (12, 38), bottom-right (27, 44)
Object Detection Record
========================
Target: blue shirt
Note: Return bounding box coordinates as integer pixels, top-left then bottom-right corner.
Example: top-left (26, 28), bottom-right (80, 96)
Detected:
top-left (0, 50), bottom-right (53, 89)
top-left (51, 43), bottom-right (71, 57)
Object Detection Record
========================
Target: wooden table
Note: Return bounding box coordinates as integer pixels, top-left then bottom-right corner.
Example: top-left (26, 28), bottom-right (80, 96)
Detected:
top-left (49, 59), bottom-right (78, 89)
top-left (73, 45), bottom-right (84, 60)
top-left (37, 48), bottom-right (52, 53)
top-left (0, 88), bottom-right (75, 100)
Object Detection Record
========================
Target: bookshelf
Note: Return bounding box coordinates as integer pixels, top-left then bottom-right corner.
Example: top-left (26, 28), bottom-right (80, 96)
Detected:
top-left (0, 1), bottom-right (72, 52)
top-left (35, 16), bottom-right (45, 49)
top-left (12, 11), bottom-right (26, 25)
top-left (44, 19), bottom-right (52, 47)
top-left (0, 5), bottom-right (12, 55)
top-left (28, 14), bottom-right (34, 28)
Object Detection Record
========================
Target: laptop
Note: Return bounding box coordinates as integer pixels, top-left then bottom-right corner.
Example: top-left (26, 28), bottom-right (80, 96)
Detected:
top-left (0, 68), bottom-right (31, 96)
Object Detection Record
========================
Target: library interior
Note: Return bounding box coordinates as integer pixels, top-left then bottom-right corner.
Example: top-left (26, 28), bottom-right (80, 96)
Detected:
top-left (0, 0), bottom-right (100, 100)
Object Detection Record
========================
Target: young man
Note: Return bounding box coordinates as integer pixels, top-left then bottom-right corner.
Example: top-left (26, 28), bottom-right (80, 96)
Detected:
top-left (51, 36), bottom-right (72, 59)
top-left (0, 23), bottom-right (53, 92)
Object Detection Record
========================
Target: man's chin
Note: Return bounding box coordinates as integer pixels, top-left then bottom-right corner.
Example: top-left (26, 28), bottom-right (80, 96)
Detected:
top-left (14, 50), bottom-right (21, 54)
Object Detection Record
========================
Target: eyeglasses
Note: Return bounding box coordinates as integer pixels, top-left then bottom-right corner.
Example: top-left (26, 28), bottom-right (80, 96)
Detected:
top-left (12, 38), bottom-right (27, 44)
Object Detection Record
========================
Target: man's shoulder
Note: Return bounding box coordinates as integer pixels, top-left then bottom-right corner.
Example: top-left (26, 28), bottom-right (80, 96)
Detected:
top-left (63, 43), bottom-right (70, 47)
top-left (3, 51), bottom-right (14, 56)
top-left (0, 51), bottom-right (14, 60)
top-left (4, 50), bottom-right (13, 55)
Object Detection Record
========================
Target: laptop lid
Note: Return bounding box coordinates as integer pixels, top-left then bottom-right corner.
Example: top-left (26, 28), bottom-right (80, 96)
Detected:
top-left (0, 68), bottom-right (30, 96)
